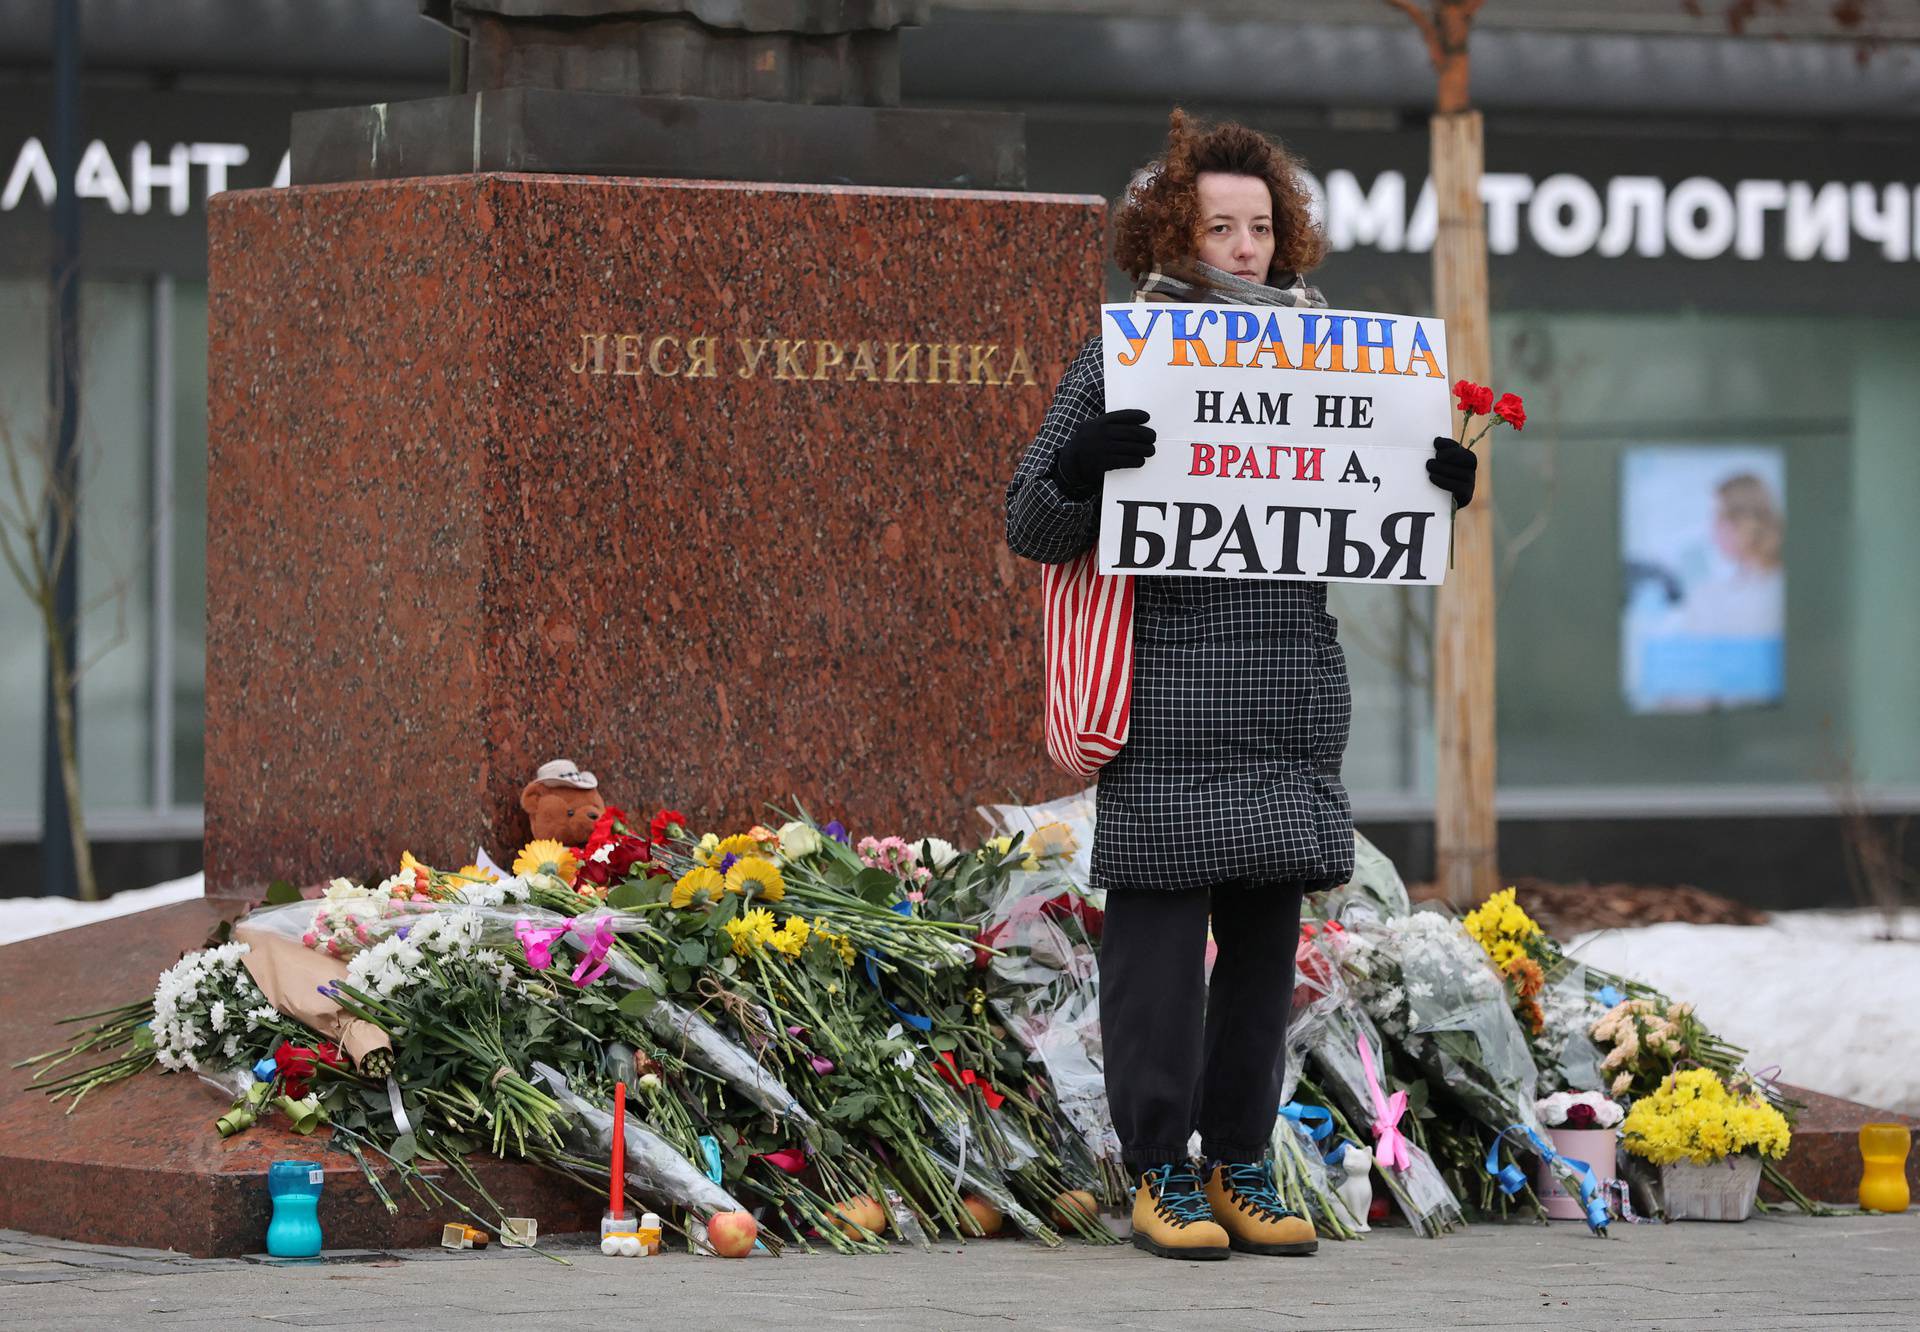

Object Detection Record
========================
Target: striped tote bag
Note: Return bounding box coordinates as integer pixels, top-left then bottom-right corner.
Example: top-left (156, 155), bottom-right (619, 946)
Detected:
top-left (1042, 549), bottom-right (1136, 777)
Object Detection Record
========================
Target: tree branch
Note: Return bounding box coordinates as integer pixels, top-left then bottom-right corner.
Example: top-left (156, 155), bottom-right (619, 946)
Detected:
top-left (1382, 0), bottom-right (1444, 68)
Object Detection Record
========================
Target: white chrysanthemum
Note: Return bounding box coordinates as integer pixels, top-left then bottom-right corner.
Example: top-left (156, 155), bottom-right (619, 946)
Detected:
top-left (209, 1000), bottom-right (229, 1032)
top-left (917, 837), bottom-right (961, 872)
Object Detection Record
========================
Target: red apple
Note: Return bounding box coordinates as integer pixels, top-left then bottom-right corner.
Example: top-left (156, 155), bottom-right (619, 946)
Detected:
top-left (707, 1210), bottom-right (758, 1258)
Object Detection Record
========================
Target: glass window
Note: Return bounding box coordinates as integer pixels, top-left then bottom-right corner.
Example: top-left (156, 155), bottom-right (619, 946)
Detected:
top-left (171, 281), bottom-right (208, 807)
top-left (0, 279), bottom-right (48, 816)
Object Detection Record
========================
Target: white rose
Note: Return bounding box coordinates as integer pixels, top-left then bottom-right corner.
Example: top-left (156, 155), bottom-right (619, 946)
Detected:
top-left (778, 821), bottom-right (824, 860)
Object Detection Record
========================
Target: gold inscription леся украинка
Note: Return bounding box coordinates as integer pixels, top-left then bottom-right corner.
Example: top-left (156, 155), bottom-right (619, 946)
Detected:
top-left (567, 333), bottom-right (1040, 388)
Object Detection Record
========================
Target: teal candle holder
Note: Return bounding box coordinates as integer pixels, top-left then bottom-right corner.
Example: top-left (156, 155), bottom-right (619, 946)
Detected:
top-left (266, 1159), bottom-right (325, 1257)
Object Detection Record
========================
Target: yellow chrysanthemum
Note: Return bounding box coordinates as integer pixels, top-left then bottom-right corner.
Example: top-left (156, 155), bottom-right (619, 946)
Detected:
top-left (767, 916), bottom-right (809, 958)
top-left (1621, 1068), bottom-right (1791, 1166)
top-left (725, 906), bottom-right (779, 956)
top-left (986, 834), bottom-right (1038, 872)
top-left (725, 855), bottom-right (786, 902)
top-left (513, 839), bottom-right (579, 884)
top-left (672, 866), bottom-right (725, 909)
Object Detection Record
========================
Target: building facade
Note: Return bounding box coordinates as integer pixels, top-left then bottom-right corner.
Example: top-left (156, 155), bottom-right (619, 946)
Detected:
top-left (2, 2), bottom-right (1916, 901)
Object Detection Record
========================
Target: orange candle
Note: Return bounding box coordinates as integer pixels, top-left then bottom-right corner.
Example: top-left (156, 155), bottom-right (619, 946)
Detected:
top-left (611, 1080), bottom-right (627, 1219)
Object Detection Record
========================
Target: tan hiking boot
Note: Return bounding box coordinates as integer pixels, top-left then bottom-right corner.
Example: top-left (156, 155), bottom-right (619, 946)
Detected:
top-left (1130, 1163), bottom-right (1231, 1260)
top-left (1204, 1160), bottom-right (1319, 1255)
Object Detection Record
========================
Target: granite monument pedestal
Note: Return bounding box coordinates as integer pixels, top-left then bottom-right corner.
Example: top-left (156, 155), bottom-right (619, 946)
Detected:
top-left (203, 172), bottom-right (1101, 895)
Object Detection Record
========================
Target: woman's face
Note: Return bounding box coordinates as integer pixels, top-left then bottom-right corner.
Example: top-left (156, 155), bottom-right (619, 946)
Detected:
top-left (1194, 171), bottom-right (1276, 282)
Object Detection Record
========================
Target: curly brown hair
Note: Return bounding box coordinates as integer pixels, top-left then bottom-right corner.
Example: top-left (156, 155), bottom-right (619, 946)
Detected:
top-left (1111, 108), bottom-right (1328, 284)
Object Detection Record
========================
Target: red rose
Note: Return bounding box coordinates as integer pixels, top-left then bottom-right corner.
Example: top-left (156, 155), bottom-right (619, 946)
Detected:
top-left (274, 1041), bottom-right (344, 1099)
top-left (648, 808), bottom-right (688, 845)
top-left (1453, 379), bottom-right (1494, 416)
top-left (1492, 393), bottom-right (1526, 431)
top-left (1565, 1101), bottom-right (1598, 1129)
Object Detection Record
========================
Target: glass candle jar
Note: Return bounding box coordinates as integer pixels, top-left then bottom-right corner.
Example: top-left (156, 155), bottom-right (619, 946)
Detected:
top-left (1858, 1123), bottom-right (1911, 1214)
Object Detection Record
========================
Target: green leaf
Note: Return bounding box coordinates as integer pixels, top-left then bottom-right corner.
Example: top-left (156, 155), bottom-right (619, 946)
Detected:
top-left (263, 879), bottom-right (302, 906)
top-left (617, 988), bottom-right (660, 1017)
top-left (851, 868), bottom-right (900, 904)
top-left (131, 1023), bottom-right (156, 1050)
top-left (606, 880), bottom-right (651, 909)
top-left (677, 939), bottom-right (708, 967)
top-left (930, 1034), bottom-right (957, 1053)
top-left (390, 1131), bottom-right (418, 1162)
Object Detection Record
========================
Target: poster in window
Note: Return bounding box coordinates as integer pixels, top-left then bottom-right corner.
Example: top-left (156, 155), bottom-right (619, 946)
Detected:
top-left (1621, 446), bottom-right (1785, 714)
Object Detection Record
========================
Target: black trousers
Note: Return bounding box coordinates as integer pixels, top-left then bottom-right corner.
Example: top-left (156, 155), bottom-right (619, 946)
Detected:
top-left (1099, 880), bottom-right (1304, 1170)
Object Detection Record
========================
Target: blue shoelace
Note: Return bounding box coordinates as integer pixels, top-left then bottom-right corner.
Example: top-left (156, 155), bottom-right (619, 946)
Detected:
top-left (1220, 1161), bottom-right (1297, 1222)
top-left (1146, 1163), bottom-right (1213, 1223)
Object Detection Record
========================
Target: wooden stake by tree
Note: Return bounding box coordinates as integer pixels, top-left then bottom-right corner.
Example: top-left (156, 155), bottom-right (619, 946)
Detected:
top-left (1386, 0), bottom-right (1499, 907)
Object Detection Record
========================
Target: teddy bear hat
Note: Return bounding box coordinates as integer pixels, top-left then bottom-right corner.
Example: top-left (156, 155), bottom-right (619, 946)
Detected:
top-left (533, 758), bottom-right (598, 789)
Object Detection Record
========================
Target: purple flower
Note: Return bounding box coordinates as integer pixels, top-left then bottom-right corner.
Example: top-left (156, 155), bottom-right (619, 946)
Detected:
top-left (825, 820), bottom-right (849, 844)
top-left (396, 925), bottom-right (411, 940)
top-left (718, 853), bottom-right (739, 873)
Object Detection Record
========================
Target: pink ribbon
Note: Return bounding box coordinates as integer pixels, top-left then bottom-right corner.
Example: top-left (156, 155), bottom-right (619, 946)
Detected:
top-left (567, 917), bottom-right (616, 987)
top-left (514, 919), bottom-right (569, 971)
top-left (1356, 1033), bottom-right (1412, 1173)
top-left (513, 916), bottom-right (616, 987)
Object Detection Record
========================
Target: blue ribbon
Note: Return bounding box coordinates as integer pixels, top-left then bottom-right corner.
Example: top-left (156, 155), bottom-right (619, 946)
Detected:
top-left (1277, 1101), bottom-right (1335, 1144)
top-left (696, 1134), bottom-right (724, 1185)
top-left (1595, 984), bottom-right (1626, 1009)
top-left (1485, 1123), bottom-right (1611, 1235)
top-left (862, 901), bottom-right (933, 1032)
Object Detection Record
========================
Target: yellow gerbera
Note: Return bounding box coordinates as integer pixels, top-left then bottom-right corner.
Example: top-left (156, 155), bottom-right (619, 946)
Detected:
top-left (714, 833), bottom-right (763, 862)
top-left (672, 866), bottom-right (725, 909)
top-left (400, 849), bottom-right (431, 875)
top-left (453, 863), bottom-right (500, 883)
top-left (513, 838), bottom-right (579, 884)
top-left (725, 855), bottom-right (786, 902)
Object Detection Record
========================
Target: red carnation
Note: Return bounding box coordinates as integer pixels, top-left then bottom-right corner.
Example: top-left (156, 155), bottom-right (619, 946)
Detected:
top-left (274, 1041), bottom-right (344, 1099)
top-left (1453, 379), bottom-right (1494, 417)
top-left (1492, 393), bottom-right (1526, 431)
top-left (648, 808), bottom-right (688, 845)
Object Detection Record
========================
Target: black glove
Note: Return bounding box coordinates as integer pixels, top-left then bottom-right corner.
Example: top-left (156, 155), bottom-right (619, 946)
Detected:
top-left (1428, 435), bottom-right (1477, 509)
top-left (1052, 408), bottom-right (1156, 499)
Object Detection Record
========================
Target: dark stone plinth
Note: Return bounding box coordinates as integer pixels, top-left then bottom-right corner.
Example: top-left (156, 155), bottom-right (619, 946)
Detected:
top-left (0, 907), bottom-right (601, 1257)
top-left (1763, 1083), bottom-right (1920, 1206)
top-left (291, 91), bottom-right (1024, 189)
top-left (206, 173), bottom-right (1102, 895)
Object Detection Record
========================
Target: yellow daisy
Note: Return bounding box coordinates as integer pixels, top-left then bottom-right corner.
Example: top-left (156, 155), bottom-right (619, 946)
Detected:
top-left (672, 866), bottom-right (725, 909)
top-left (513, 839), bottom-right (580, 884)
top-left (725, 855), bottom-right (786, 903)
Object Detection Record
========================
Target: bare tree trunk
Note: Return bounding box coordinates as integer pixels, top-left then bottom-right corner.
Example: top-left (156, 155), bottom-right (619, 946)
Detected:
top-left (1387, 0), bottom-right (1497, 907)
top-left (1431, 111), bottom-right (1498, 909)
top-left (48, 632), bottom-right (97, 900)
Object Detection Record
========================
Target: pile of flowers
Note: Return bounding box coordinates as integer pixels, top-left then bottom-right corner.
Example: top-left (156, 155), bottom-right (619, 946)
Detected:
top-left (27, 794), bottom-right (1812, 1247)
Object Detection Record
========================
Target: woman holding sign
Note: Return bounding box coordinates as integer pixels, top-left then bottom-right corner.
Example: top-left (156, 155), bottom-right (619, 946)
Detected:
top-left (1004, 111), bottom-right (1477, 1261)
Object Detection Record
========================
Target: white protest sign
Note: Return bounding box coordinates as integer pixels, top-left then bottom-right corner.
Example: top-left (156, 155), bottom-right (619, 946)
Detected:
top-left (1096, 303), bottom-right (1453, 585)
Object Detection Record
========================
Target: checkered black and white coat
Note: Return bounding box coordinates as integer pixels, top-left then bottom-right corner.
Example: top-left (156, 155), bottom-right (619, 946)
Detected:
top-left (1005, 335), bottom-right (1355, 894)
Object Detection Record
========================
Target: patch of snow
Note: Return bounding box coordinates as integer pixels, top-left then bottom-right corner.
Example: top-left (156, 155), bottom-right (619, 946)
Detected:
top-left (0, 873), bottom-right (205, 946)
top-left (1569, 909), bottom-right (1920, 1117)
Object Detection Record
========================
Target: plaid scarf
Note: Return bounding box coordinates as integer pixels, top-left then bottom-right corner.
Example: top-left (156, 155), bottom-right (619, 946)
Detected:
top-left (1135, 257), bottom-right (1327, 309)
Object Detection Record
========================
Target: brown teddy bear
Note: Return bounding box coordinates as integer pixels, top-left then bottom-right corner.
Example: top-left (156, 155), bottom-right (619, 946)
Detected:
top-left (519, 759), bottom-right (606, 846)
